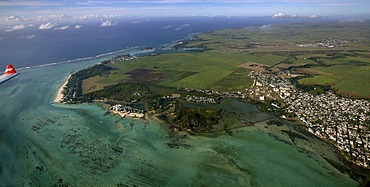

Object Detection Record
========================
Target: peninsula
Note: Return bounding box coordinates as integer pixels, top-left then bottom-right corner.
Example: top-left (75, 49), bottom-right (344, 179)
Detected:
top-left (58, 21), bottom-right (370, 179)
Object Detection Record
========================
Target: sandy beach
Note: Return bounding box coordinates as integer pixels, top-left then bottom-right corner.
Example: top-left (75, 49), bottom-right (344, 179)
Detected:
top-left (53, 74), bottom-right (71, 103)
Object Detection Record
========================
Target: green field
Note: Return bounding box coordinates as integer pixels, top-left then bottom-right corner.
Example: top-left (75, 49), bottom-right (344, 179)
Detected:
top-left (82, 21), bottom-right (370, 98)
top-left (291, 50), bottom-right (370, 98)
top-left (299, 64), bottom-right (370, 98)
top-left (211, 68), bottom-right (253, 92)
top-left (82, 51), bottom-right (277, 93)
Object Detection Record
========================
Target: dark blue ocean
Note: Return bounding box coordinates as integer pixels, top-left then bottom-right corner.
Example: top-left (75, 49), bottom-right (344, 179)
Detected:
top-left (0, 17), bottom-right (329, 69)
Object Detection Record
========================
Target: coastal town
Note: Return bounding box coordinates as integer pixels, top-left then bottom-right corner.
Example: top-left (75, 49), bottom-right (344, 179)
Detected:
top-left (296, 38), bottom-right (358, 48)
top-left (175, 71), bottom-right (369, 168)
top-left (247, 70), bottom-right (370, 167)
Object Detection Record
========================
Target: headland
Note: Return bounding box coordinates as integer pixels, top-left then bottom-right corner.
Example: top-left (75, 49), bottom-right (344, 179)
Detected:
top-left (57, 21), bottom-right (370, 183)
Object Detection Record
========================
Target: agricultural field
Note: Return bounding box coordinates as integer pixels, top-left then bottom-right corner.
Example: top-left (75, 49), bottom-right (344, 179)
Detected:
top-left (298, 63), bottom-right (370, 98)
top-left (82, 51), bottom-right (281, 94)
top-left (81, 21), bottom-right (370, 99)
top-left (289, 51), bottom-right (370, 98)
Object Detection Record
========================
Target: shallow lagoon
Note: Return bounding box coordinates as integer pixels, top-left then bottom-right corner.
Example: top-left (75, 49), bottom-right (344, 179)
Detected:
top-left (0, 55), bottom-right (360, 186)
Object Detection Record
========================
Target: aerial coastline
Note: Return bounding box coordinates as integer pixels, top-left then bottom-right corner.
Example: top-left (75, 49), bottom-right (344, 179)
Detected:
top-left (2, 0), bottom-right (370, 185)
top-left (51, 21), bottom-right (370, 185)
top-left (53, 74), bottom-right (71, 103)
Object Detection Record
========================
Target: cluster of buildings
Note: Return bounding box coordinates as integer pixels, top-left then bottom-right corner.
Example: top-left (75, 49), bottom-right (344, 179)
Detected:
top-left (106, 55), bottom-right (137, 64)
top-left (247, 70), bottom-right (370, 167)
top-left (184, 95), bottom-right (218, 104)
top-left (285, 91), bottom-right (370, 167)
top-left (248, 71), bottom-right (293, 101)
top-left (160, 93), bottom-right (219, 105)
top-left (183, 88), bottom-right (246, 99)
top-left (110, 104), bottom-right (144, 118)
top-left (296, 38), bottom-right (354, 48)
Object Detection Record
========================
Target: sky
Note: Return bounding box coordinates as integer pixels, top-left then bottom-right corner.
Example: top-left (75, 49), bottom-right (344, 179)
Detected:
top-left (0, 0), bottom-right (369, 23)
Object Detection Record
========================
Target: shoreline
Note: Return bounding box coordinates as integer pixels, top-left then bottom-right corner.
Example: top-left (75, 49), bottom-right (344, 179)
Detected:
top-left (53, 74), bottom-right (71, 103)
top-left (57, 50), bottom-right (370, 172)
top-left (56, 60), bottom-right (370, 181)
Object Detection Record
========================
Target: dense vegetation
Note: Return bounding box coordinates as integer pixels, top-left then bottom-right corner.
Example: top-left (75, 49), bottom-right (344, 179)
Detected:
top-left (167, 106), bottom-right (221, 133)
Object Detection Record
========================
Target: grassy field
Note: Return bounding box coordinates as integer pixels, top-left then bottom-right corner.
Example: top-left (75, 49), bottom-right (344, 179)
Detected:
top-left (82, 21), bottom-right (370, 98)
top-left (211, 68), bottom-right (253, 92)
top-left (290, 50), bottom-right (370, 98)
top-left (82, 51), bottom-right (272, 93)
top-left (299, 64), bottom-right (370, 98)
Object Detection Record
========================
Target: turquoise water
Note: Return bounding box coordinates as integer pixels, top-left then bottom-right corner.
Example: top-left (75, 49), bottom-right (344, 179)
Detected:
top-left (0, 56), bottom-right (359, 186)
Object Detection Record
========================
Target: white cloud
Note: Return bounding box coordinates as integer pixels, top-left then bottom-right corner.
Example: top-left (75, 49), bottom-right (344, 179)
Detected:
top-left (19, 34), bottom-right (37, 39)
top-left (37, 15), bottom-right (47, 21)
top-left (74, 25), bottom-right (82, 29)
top-left (290, 14), bottom-right (302, 18)
top-left (163, 25), bottom-right (173, 29)
top-left (309, 15), bottom-right (320, 19)
top-left (5, 24), bottom-right (25, 32)
top-left (272, 12), bottom-right (301, 18)
top-left (100, 20), bottom-right (117, 27)
top-left (48, 14), bottom-right (68, 19)
top-left (39, 22), bottom-right (57, 30)
top-left (25, 34), bottom-right (37, 39)
top-left (54, 26), bottom-right (70, 30)
top-left (35, 14), bottom-right (70, 22)
top-left (77, 14), bottom-right (99, 20)
top-left (272, 12), bottom-right (286, 18)
top-left (174, 23), bottom-right (190, 30)
top-left (4, 15), bottom-right (30, 22)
